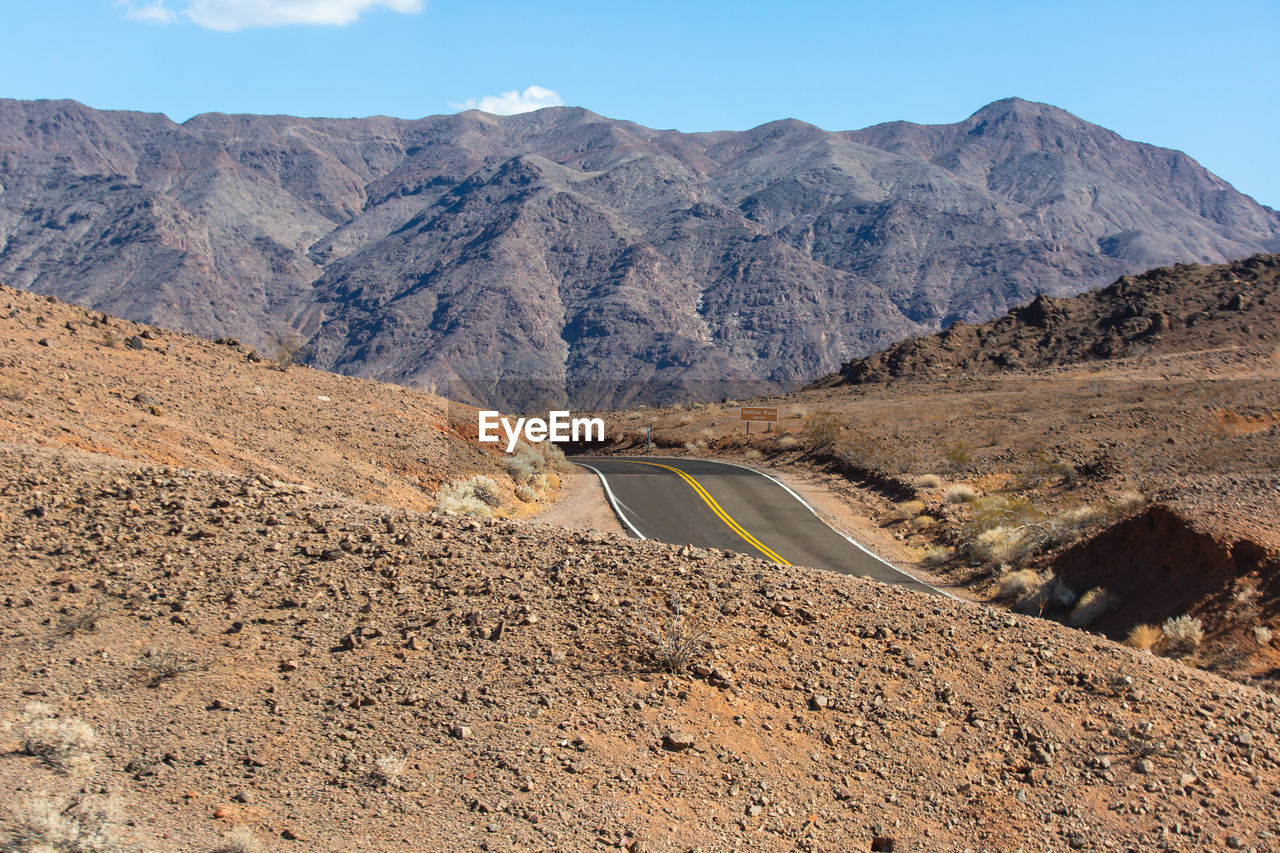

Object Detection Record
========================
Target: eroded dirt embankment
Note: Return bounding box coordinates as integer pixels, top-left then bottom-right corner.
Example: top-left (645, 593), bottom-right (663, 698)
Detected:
top-left (1051, 504), bottom-right (1280, 676)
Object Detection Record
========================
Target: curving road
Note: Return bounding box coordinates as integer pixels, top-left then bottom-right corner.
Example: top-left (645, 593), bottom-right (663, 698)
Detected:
top-left (574, 457), bottom-right (943, 597)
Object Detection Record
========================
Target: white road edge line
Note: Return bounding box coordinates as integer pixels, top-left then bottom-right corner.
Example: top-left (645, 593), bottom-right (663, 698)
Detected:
top-left (574, 462), bottom-right (647, 540)
top-left (695, 458), bottom-right (959, 601)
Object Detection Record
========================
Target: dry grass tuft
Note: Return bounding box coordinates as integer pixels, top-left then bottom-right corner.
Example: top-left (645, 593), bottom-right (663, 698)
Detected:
top-left (209, 826), bottom-right (263, 853)
top-left (919, 545), bottom-right (953, 566)
top-left (997, 569), bottom-right (1042, 601)
top-left (969, 525), bottom-right (1030, 568)
top-left (944, 484), bottom-right (978, 504)
top-left (370, 754), bottom-right (407, 788)
top-left (915, 474), bottom-right (943, 489)
top-left (18, 704), bottom-right (96, 773)
top-left (1124, 623), bottom-right (1163, 651)
top-left (1107, 491), bottom-right (1148, 517)
top-left (1068, 587), bottom-right (1118, 628)
top-left (6, 795), bottom-right (126, 853)
top-left (893, 500), bottom-right (925, 521)
top-left (435, 476), bottom-right (501, 516)
top-left (909, 514), bottom-right (936, 532)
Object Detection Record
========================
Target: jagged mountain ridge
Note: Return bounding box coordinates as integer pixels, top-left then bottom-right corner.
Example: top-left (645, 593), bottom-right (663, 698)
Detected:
top-left (816, 253), bottom-right (1280, 385)
top-left (0, 96), bottom-right (1276, 407)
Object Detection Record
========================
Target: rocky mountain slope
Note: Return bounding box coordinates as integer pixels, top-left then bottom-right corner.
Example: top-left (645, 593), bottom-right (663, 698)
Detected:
top-left (1, 97), bottom-right (1277, 407)
top-left (821, 254), bottom-right (1280, 384)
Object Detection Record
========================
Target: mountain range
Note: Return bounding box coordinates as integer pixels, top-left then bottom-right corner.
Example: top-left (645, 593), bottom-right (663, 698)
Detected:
top-left (1, 96), bottom-right (1277, 407)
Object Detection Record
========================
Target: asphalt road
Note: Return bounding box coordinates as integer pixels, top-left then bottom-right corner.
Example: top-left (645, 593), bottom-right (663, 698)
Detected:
top-left (574, 457), bottom-right (941, 596)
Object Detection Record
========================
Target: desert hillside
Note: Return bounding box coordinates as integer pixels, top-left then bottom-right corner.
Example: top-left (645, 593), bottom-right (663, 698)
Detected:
top-left (3, 284), bottom-right (1280, 851)
top-left (4, 443), bottom-right (1280, 852)
top-left (582, 256), bottom-right (1280, 690)
top-left (821, 253), bottom-right (1280, 385)
top-left (0, 284), bottom-right (500, 512)
top-left (2, 97), bottom-right (1277, 406)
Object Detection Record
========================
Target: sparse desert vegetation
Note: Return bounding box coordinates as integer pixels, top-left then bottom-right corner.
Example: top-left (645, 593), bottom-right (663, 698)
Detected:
top-left (5, 795), bottom-right (125, 853)
top-left (1163, 614), bottom-right (1205, 655)
top-left (1125, 623), bottom-right (1163, 651)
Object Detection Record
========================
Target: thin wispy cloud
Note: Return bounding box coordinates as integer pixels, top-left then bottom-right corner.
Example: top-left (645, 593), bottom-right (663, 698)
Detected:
top-left (116, 0), bottom-right (424, 30)
top-left (117, 1), bottom-right (179, 24)
top-left (450, 86), bottom-right (565, 116)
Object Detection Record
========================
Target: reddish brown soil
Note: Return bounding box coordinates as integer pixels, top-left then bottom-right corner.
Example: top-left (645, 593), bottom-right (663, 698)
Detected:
top-left (0, 284), bottom-right (503, 512)
top-left (4, 444), bottom-right (1280, 852)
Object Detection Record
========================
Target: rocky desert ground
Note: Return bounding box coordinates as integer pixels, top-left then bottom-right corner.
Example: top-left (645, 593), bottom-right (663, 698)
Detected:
top-left (5, 267), bottom-right (1280, 851)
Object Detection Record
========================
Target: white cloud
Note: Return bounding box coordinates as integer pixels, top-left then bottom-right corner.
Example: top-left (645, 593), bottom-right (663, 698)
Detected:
top-left (117, 1), bottom-right (179, 23)
top-left (117, 0), bottom-right (425, 31)
top-left (450, 85), bottom-right (565, 116)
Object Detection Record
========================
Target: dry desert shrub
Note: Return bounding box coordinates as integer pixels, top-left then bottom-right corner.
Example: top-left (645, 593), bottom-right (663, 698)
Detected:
top-left (969, 525), bottom-right (1032, 567)
top-left (209, 826), bottom-right (263, 853)
top-left (1014, 576), bottom-right (1076, 615)
top-left (1124, 623), bottom-right (1163, 651)
top-left (964, 495), bottom-right (1101, 568)
top-left (634, 595), bottom-right (722, 674)
top-left (370, 754), bottom-right (407, 788)
top-left (514, 484), bottom-right (537, 503)
top-left (502, 456), bottom-right (537, 485)
top-left (134, 648), bottom-right (208, 687)
top-left (1162, 615), bottom-right (1204, 655)
top-left (434, 478), bottom-right (495, 517)
top-left (1107, 491), bottom-right (1148, 517)
top-left (802, 410), bottom-right (844, 452)
top-left (776, 434), bottom-right (798, 450)
top-left (270, 333), bottom-right (305, 372)
top-left (743, 449), bottom-right (763, 461)
top-left (995, 570), bottom-right (1075, 614)
top-left (56, 598), bottom-right (110, 637)
top-left (915, 474), bottom-right (943, 489)
top-left (18, 704), bottom-right (96, 773)
top-left (997, 569), bottom-right (1042, 601)
top-left (893, 500), bottom-right (925, 521)
top-left (1254, 625), bottom-right (1273, 646)
top-left (941, 438), bottom-right (976, 472)
top-left (5, 795), bottom-right (126, 853)
top-left (1068, 587), bottom-right (1118, 628)
top-left (909, 514), bottom-right (936, 532)
top-left (919, 545), bottom-right (953, 566)
top-left (944, 484), bottom-right (978, 504)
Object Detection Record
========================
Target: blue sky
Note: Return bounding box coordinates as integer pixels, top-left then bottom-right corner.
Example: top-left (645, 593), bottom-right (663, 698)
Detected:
top-left (2, 0), bottom-right (1277, 208)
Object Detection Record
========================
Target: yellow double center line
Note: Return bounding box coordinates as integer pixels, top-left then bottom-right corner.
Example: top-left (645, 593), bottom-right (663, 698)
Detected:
top-left (628, 461), bottom-right (791, 566)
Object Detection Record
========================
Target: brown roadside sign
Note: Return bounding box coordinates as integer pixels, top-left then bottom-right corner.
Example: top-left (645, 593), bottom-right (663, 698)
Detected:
top-left (740, 407), bottom-right (778, 423)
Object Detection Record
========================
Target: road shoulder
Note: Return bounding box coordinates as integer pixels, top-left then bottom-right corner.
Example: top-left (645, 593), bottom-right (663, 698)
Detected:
top-left (527, 466), bottom-right (627, 536)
